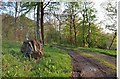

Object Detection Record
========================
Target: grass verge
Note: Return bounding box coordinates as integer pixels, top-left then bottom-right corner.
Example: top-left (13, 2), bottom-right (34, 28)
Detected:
top-left (55, 44), bottom-right (116, 57)
top-left (75, 47), bottom-right (116, 57)
top-left (2, 40), bottom-right (72, 77)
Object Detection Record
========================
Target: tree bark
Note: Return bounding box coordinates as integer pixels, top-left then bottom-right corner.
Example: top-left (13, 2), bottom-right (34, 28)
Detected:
top-left (86, 11), bottom-right (91, 48)
top-left (40, 2), bottom-right (44, 45)
top-left (34, 6), bottom-right (36, 39)
top-left (36, 2), bottom-right (41, 42)
top-left (73, 15), bottom-right (77, 45)
top-left (14, 2), bottom-right (18, 40)
top-left (109, 32), bottom-right (116, 49)
top-left (86, 22), bottom-right (91, 47)
top-left (15, 2), bottom-right (18, 23)
top-left (70, 15), bottom-right (72, 45)
top-left (82, 13), bottom-right (85, 47)
top-left (59, 21), bottom-right (61, 44)
top-left (82, 2), bottom-right (87, 47)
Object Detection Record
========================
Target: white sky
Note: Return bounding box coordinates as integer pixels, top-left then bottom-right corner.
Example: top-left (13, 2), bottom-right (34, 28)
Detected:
top-left (91, 0), bottom-right (107, 21)
top-left (90, 0), bottom-right (117, 33)
top-left (90, 0), bottom-right (108, 32)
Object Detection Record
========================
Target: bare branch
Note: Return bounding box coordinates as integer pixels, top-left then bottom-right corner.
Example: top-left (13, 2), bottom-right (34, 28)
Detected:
top-left (43, 0), bottom-right (51, 9)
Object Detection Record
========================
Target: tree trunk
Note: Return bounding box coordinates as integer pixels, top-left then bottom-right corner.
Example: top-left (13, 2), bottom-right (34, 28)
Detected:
top-left (86, 22), bottom-right (91, 48)
top-left (34, 6), bottom-right (36, 39)
top-left (59, 22), bottom-right (61, 44)
top-left (70, 15), bottom-right (72, 45)
top-left (109, 32), bottom-right (116, 49)
top-left (15, 2), bottom-right (18, 23)
top-left (14, 2), bottom-right (18, 40)
top-left (82, 14), bottom-right (85, 47)
top-left (73, 15), bottom-right (77, 45)
top-left (82, 3), bottom-right (87, 47)
top-left (36, 2), bottom-right (41, 42)
top-left (40, 2), bottom-right (44, 45)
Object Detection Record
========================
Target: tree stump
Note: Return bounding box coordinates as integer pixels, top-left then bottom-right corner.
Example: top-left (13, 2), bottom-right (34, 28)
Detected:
top-left (21, 39), bottom-right (43, 60)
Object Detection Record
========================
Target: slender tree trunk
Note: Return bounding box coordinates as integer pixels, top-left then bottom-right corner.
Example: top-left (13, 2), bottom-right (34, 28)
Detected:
top-left (14, 2), bottom-right (18, 40)
top-left (36, 2), bottom-right (41, 42)
top-left (34, 6), bottom-right (36, 39)
top-left (73, 15), bottom-right (77, 45)
top-left (82, 3), bottom-right (87, 47)
top-left (40, 2), bottom-right (44, 45)
top-left (15, 2), bottom-right (18, 23)
top-left (109, 32), bottom-right (116, 49)
top-left (86, 9), bottom-right (91, 48)
top-left (17, 3), bottom-right (21, 41)
top-left (86, 22), bottom-right (91, 47)
top-left (82, 14), bottom-right (85, 47)
top-left (69, 15), bottom-right (72, 45)
top-left (59, 21), bottom-right (62, 44)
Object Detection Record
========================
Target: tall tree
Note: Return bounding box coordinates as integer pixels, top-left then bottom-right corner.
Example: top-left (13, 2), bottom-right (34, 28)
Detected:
top-left (63, 2), bottom-right (80, 45)
top-left (71, 2), bottom-right (79, 45)
top-left (48, 2), bottom-right (63, 43)
top-left (41, 1), bottom-right (51, 45)
top-left (85, 2), bottom-right (96, 47)
top-left (79, 1), bottom-right (97, 47)
top-left (14, 2), bottom-right (18, 40)
top-left (63, 3), bottom-right (73, 44)
top-left (20, 1), bottom-right (51, 45)
top-left (40, 2), bottom-right (44, 44)
top-left (80, 2), bottom-right (87, 47)
top-left (36, 2), bottom-right (41, 42)
top-left (101, 0), bottom-right (117, 49)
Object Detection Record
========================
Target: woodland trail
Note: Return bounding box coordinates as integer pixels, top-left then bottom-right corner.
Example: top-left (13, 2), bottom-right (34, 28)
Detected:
top-left (69, 50), bottom-right (116, 78)
top-left (55, 46), bottom-right (116, 78)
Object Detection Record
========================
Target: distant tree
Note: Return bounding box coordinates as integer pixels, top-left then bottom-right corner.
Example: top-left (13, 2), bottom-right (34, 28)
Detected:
top-left (63, 2), bottom-right (80, 45)
top-left (84, 2), bottom-right (97, 47)
top-left (101, 0), bottom-right (117, 49)
top-left (48, 2), bottom-right (63, 43)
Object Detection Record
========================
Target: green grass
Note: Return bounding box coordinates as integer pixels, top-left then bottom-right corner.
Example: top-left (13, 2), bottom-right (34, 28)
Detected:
top-left (2, 40), bottom-right (72, 77)
top-left (55, 44), bottom-right (116, 57)
top-left (56, 44), bottom-right (116, 57)
top-left (75, 47), bottom-right (116, 57)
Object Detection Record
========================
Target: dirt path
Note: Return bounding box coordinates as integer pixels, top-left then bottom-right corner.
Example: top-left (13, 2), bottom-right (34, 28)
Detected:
top-left (54, 45), bottom-right (116, 78)
top-left (79, 50), bottom-right (116, 65)
top-left (69, 50), bottom-right (116, 78)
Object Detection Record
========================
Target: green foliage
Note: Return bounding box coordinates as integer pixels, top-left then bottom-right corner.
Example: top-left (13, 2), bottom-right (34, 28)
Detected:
top-left (44, 23), bottom-right (60, 44)
top-left (2, 1), bottom-right (117, 52)
top-left (2, 40), bottom-right (72, 77)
